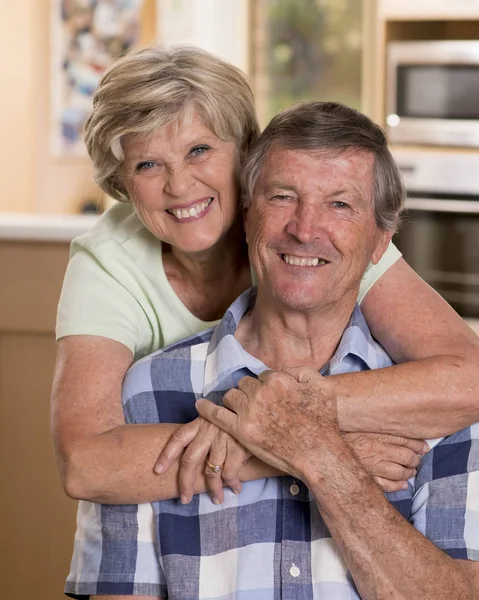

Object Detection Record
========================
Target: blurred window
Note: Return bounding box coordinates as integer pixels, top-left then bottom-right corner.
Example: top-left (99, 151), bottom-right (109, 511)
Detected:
top-left (250, 0), bottom-right (365, 126)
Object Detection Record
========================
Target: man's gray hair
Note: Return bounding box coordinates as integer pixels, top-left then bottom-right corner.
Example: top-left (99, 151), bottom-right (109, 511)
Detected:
top-left (242, 101), bottom-right (405, 231)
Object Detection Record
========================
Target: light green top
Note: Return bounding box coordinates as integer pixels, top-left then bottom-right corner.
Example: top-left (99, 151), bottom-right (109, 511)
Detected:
top-left (56, 203), bottom-right (402, 360)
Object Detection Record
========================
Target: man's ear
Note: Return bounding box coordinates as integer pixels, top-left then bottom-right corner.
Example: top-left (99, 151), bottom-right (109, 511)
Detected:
top-left (370, 229), bottom-right (393, 265)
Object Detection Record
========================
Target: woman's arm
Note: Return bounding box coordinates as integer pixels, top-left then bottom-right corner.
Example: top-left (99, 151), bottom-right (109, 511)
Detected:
top-left (52, 335), bottom-right (418, 504)
top-left (335, 258), bottom-right (479, 437)
top-left (51, 335), bottom-right (277, 504)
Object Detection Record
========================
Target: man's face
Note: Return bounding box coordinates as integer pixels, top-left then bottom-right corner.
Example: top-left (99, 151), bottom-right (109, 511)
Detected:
top-left (244, 147), bottom-right (392, 312)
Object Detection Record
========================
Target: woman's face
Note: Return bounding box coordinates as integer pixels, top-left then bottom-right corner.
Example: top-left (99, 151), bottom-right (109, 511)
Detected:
top-left (120, 113), bottom-right (241, 254)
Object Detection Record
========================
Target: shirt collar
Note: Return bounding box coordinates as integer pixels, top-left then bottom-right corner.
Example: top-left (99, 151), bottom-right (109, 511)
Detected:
top-left (203, 286), bottom-right (382, 396)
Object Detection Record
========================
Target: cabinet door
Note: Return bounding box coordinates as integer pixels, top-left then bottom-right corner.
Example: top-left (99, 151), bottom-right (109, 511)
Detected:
top-left (379, 0), bottom-right (479, 19)
top-left (0, 241), bottom-right (76, 600)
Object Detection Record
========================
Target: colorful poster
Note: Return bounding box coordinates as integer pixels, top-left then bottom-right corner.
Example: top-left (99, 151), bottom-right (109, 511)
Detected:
top-left (51, 0), bottom-right (143, 157)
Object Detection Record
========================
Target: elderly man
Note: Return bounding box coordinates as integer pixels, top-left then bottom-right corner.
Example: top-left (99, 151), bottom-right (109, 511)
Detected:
top-left (77, 102), bottom-right (478, 599)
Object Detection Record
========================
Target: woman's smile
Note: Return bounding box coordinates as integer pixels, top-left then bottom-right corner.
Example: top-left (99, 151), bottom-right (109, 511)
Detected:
top-left (166, 197), bottom-right (214, 220)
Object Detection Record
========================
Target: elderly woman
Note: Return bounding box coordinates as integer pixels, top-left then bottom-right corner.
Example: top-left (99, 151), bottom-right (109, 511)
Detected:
top-left (51, 45), bottom-right (479, 599)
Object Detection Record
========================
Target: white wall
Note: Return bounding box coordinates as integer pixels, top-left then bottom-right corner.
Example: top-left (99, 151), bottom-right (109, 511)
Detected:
top-left (157, 0), bottom-right (250, 74)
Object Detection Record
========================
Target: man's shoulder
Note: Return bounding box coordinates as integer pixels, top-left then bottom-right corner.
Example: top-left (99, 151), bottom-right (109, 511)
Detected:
top-left (123, 327), bottom-right (215, 397)
top-left (329, 304), bottom-right (394, 374)
top-left (129, 326), bottom-right (215, 371)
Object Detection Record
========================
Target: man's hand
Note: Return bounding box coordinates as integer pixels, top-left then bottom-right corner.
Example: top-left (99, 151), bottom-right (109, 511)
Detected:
top-left (343, 432), bottom-right (429, 492)
top-left (196, 368), bottom-right (339, 479)
top-left (155, 416), bottom-right (251, 504)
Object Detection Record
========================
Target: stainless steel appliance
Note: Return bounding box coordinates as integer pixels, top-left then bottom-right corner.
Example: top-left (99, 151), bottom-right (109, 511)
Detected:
top-left (387, 40), bottom-right (479, 147)
top-left (392, 148), bottom-right (479, 319)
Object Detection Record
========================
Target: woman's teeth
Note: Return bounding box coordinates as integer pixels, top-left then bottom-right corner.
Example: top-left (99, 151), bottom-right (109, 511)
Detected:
top-left (282, 254), bottom-right (327, 267)
top-left (168, 198), bottom-right (213, 220)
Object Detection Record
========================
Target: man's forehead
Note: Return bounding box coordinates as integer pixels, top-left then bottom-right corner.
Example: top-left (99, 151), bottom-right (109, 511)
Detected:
top-left (264, 145), bottom-right (373, 166)
top-left (258, 146), bottom-right (375, 190)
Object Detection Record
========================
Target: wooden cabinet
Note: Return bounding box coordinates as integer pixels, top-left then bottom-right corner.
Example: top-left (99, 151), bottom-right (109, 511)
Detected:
top-left (0, 240), bottom-right (77, 600)
top-left (379, 0), bottom-right (479, 20)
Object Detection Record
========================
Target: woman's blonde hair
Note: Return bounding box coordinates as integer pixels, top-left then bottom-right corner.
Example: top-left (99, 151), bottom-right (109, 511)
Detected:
top-left (85, 44), bottom-right (260, 201)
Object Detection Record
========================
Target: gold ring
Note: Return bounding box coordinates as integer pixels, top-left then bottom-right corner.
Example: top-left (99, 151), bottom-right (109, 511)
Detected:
top-left (206, 459), bottom-right (224, 474)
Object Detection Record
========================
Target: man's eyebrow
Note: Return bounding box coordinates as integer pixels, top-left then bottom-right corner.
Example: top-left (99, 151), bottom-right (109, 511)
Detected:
top-left (261, 181), bottom-right (298, 193)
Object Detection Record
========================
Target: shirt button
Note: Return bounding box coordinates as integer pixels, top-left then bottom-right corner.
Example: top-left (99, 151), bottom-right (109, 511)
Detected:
top-left (289, 482), bottom-right (300, 496)
top-left (289, 564), bottom-right (300, 578)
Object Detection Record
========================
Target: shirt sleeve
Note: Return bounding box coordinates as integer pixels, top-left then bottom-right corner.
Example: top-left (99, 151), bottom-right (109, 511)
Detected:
top-left (409, 427), bottom-right (479, 560)
top-left (357, 241), bottom-right (402, 304)
top-left (56, 246), bottom-right (142, 354)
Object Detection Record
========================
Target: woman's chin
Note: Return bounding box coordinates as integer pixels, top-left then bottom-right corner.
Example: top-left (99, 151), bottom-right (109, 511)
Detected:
top-left (169, 232), bottom-right (226, 255)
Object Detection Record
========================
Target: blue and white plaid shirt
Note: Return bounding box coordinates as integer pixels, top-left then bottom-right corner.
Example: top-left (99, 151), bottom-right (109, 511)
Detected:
top-left (66, 288), bottom-right (479, 599)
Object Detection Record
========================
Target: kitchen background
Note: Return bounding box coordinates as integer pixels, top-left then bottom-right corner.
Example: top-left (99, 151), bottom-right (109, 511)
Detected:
top-left (1, 1), bottom-right (478, 599)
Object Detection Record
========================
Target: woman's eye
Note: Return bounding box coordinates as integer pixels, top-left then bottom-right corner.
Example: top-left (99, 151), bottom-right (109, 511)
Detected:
top-left (136, 161), bottom-right (157, 172)
top-left (190, 145), bottom-right (211, 157)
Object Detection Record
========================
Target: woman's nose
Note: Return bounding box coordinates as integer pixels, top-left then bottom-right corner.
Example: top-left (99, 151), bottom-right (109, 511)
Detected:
top-left (164, 166), bottom-right (194, 197)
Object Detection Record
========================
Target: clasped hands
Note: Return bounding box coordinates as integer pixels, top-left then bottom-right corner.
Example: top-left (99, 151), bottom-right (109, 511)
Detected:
top-left (155, 369), bottom-right (428, 504)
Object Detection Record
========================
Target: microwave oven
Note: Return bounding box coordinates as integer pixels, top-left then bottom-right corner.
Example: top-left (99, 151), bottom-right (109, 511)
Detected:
top-left (386, 40), bottom-right (479, 147)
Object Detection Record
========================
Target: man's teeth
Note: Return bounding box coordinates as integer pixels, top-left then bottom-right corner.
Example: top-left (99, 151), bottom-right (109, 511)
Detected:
top-left (169, 198), bottom-right (213, 220)
top-left (282, 254), bottom-right (327, 267)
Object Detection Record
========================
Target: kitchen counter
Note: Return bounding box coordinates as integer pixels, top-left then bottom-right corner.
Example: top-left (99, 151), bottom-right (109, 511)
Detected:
top-left (0, 212), bottom-right (99, 242)
top-left (1, 212), bottom-right (477, 338)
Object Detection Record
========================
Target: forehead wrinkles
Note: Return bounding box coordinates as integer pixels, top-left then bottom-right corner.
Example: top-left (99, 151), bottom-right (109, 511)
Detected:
top-left (123, 109), bottom-right (217, 157)
top-left (258, 147), bottom-right (374, 196)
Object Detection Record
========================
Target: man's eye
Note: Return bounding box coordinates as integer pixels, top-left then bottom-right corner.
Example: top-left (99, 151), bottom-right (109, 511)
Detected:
top-left (190, 145), bottom-right (211, 157)
top-left (136, 161), bottom-right (157, 172)
top-left (333, 201), bottom-right (349, 209)
top-left (271, 194), bottom-right (293, 201)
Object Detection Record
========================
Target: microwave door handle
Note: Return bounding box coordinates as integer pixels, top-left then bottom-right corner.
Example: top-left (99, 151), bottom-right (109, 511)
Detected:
top-left (405, 198), bottom-right (479, 214)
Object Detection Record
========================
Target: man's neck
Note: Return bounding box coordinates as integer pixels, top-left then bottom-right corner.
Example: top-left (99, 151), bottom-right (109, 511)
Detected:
top-left (235, 290), bottom-right (357, 371)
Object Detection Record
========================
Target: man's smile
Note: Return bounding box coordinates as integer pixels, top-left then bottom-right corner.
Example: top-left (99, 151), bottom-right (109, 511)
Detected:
top-left (281, 253), bottom-right (329, 267)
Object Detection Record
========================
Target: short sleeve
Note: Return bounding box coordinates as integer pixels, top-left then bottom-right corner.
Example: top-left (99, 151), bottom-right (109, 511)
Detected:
top-left (56, 247), bottom-right (142, 354)
top-left (357, 242), bottom-right (402, 304)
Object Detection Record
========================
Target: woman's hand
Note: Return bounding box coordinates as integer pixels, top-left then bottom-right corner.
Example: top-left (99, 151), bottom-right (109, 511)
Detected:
top-left (155, 416), bottom-right (251, 505)
top-left (343, 432), bottom-right (429, 492)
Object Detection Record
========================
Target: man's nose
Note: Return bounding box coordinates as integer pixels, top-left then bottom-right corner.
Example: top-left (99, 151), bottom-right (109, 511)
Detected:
top-left (164, 166), bottom-right (194, 197)
top-left (285, 203), bottom-right (326, 243)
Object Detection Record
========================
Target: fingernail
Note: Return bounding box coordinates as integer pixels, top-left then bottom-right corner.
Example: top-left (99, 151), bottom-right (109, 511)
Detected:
top-left (213, 498), bottom-right (220, 505)
top-left (232, 489), bottom-right (240, 495)
top-left (180, 495), bottom-right (189, 504)
top-left (154, 463), bottom-right (164, 474)
top-left (401, 482), bottom-right (408, 490)
top-left (421, 443), bottom-right (429, 454)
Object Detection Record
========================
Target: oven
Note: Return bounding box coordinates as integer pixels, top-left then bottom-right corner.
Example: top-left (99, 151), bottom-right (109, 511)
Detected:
top-left (392, 149), bottom-right (479, 320)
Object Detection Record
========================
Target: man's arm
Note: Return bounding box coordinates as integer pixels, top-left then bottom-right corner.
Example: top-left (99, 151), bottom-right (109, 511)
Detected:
top-left (301, 434), bottom-right (478, 599)
top-left (196, 370), bottom-right (479, 600)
